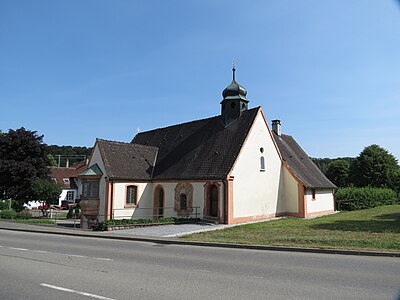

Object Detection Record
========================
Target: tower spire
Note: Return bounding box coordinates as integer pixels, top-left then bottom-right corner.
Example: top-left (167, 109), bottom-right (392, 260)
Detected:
top-left (232, 58), bottom-right (236, 81)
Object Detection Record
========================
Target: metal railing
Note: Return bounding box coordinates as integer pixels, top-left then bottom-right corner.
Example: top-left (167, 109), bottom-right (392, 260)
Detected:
top-left (0, 209), bottom-right (80, 229)
top-left (112, 206), bottom-right (200, 220)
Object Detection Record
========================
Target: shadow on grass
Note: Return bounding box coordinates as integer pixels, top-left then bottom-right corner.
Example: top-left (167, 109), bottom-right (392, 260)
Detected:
top-left (311, 213), bottom-right (400, 233)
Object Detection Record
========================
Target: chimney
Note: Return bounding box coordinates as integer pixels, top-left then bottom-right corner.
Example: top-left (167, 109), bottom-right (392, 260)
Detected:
top-left (66, 158), bottom-right (70, 168)
top-left (271, 119), bottom-right (281, 136)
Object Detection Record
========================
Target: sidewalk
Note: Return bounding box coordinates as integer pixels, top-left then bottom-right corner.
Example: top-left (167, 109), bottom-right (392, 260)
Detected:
top-left (1, 220), bottom-right (399, 258)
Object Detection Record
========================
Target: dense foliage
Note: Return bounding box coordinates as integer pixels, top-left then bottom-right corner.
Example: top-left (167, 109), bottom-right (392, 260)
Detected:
top-left (311, 157), bottom-right (355, 175)
top-left (335, 187), bottom-right (398, 211)
top-left (349, 145), bottom-right (400, 193)
top-left (31, 178), bottom-right (62, 210)
top-left (326, 159), bottom-right (350, 187)
top-left (47, 145), bottom-right (92, 167)
top-left (0, 128), bottom-right (51, 207)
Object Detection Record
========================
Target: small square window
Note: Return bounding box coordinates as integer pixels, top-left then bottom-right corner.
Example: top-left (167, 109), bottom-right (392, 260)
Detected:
top-left (63, 178), bottom-right (70, 183)
top-left (66, 191), bottom-right (74, 201)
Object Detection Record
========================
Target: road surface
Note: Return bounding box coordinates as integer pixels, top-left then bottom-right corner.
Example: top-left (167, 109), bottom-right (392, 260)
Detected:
top-left (0, 229), bottom-right (399, 300)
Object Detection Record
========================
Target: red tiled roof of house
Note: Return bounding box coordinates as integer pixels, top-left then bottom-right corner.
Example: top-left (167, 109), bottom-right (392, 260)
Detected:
top-left (50, 160), bottom-right (87, 188)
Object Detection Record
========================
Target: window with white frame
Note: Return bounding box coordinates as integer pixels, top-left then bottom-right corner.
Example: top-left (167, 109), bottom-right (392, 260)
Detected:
top-left (66, 191), bottom-right (74, 202)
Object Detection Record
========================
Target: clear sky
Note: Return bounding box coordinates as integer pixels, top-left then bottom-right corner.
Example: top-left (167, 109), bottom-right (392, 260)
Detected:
top-left (1, 1), bottom-right (399, 159)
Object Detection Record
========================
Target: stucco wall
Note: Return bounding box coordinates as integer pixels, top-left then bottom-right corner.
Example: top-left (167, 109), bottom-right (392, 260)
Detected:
top-left (305, 189), bottom-right (334, 214)
top-left (111, 181), bottom-right (216, 220)
top-left (277, 166), bottom-right (299, 213)
top-left (230, 111), bottom-right (282, 218)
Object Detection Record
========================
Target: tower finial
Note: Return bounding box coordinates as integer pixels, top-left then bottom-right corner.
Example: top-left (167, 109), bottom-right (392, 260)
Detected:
top-left (232, 58), bottom-right (236, 81)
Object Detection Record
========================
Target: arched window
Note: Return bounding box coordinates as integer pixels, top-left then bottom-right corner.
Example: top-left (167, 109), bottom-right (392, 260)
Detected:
top-left (260, 156), bottom-right (265, 171)
top-left (180, 194), bottom-right (187, 210)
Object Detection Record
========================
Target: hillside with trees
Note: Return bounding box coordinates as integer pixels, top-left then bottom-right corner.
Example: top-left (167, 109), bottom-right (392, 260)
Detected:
top-left (47, 145), bottom-right (92, 167)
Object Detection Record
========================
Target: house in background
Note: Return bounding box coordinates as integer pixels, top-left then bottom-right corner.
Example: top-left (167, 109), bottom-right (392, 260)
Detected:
top-left (50, 160), bottom-right (87, 206)
top-left (79, 68), bottom-right (336, 228)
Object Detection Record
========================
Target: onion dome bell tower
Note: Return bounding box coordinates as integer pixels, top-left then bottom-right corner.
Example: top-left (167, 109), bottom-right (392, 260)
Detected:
top-left (221, 64), bottom-right (249, 126)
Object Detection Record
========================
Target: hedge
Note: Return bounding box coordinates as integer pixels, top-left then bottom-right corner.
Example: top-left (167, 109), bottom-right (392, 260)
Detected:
top-left (95, 217), bottom-right (199, 231)
top-left (335, 187), bottom-right (398, 211)
top-left (0, 210), bottom-right (32, 219)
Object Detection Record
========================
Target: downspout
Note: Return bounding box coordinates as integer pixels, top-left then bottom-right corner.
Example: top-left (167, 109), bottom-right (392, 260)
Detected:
top-left (110, 179), bottom-right (114, 220)
top-left (222, 179), bottom-right (228, 224)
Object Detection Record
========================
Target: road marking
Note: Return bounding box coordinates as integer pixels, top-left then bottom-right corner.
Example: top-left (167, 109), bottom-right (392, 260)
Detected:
top-left (195, 269), bottom-right (211, 273)
top-left (32, 250), bottom-right (49, 254)
top-left (40, 283), bottom-right (115, 300)
top-left (1, 246), bottom-right (112, 261)
top-left (9, 247), bottom-right (28, 251)
top-left (250, 275), bottom-right (264, 279)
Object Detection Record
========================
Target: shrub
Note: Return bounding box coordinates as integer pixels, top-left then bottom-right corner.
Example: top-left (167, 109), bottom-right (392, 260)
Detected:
top-left (94, 217), bottom-right (199, 231)
top-left (0, 210), bottom-right (32, 219)
top-left (15, 211), bottom-right (32, 219)
top-left (336, 187), bottom-right (398, 211)
top-left (0, 210), bottom-right (16, 219)
top-left (0, 200), bottom-right (10, 211)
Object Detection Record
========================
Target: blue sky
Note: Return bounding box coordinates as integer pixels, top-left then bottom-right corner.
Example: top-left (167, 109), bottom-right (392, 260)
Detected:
top-left (1, 1), bottom-right (399, 159)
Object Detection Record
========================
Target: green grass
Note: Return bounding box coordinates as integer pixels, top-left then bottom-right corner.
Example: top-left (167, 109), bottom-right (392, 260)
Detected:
top-left (11, 219), bottom-right (54, 225)
top-left (182, 205), bottom-right (400, 252)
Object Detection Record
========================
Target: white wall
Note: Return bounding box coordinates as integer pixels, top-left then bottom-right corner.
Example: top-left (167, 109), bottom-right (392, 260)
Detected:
top-left (111, 181), bottom-right (214, 220)
top-left (277, 166), bottom-right (299, 213)
top-left (58, 189), bottom-right (77, 206)
top-left (230, 110), bottom-right (282, 218)
top-left (305, 189), bottom-right (335, 214)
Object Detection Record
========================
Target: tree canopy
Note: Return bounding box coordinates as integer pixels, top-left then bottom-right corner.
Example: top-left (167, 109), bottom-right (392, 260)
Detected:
top-left (349, 144), bottom-right (400, 192)
top-left (31, 178), bottom-right (61, 207)
top-left (0, 127), bottom-right (50, 203)
top-left (326, 159), bottom-right (350, 187)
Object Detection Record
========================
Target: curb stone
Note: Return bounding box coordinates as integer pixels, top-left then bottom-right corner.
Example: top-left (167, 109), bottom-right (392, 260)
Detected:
top-left (0, 222), bottom-right (399, 258)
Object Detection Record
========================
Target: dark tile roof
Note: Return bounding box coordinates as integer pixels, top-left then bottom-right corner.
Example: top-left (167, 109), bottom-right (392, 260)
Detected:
top-left (274, 133), bottom-right (337, 189)
top-left (97, 139), bottom-right (158, 180)
top-left (132, 107), bottom-right (260, 180)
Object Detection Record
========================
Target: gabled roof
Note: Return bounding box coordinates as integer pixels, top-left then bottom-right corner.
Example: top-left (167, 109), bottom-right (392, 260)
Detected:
top-left (274, 133), bottom-right (337, 189)
top-left (79, 163), bottom-right (103, 176)
top-left (50, 160), bottom-right (87, 189)
top-left (96, 139), bottom-right (158, 180)
top-left (132, 107), bottom-right (260, 180)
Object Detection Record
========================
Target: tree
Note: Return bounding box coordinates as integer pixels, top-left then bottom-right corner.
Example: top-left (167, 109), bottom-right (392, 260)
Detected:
top-left (31, 179), bottom-right (61, 216)
top-left (0, 127), bottom-right (50, 207)
top-left (326, 159), bottom-right (350, 187)
top-left (349, 144), bottom-right (400, 192)
top-left (47, 154), bottom-right (57, 167)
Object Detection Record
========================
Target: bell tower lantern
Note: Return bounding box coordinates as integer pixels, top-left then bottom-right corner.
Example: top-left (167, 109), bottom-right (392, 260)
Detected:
top-left (221, 64), bottom-right (249, 126)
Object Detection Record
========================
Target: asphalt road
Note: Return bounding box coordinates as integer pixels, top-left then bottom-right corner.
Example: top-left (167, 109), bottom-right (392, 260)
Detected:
top-left (0, 230), bottom-right (399, 300)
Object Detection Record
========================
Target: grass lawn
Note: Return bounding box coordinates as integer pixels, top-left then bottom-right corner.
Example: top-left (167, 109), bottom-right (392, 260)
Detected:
top-left (7, 219), bottom-right (54, 225)
top-left (182, 205), bottom-right (400, 252)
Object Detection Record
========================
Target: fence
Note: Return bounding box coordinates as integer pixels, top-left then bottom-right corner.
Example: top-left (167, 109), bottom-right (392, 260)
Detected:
top-left (112, 206), bottom-right (200, 220)
top-left (0, 209), bottom-right (80, 229)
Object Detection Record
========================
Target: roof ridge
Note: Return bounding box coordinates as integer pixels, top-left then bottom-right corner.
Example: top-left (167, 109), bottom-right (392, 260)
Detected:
top-left (135, 106), bottom-right (261, 137)
top-left (97, 138), bottom-right (158, 150)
